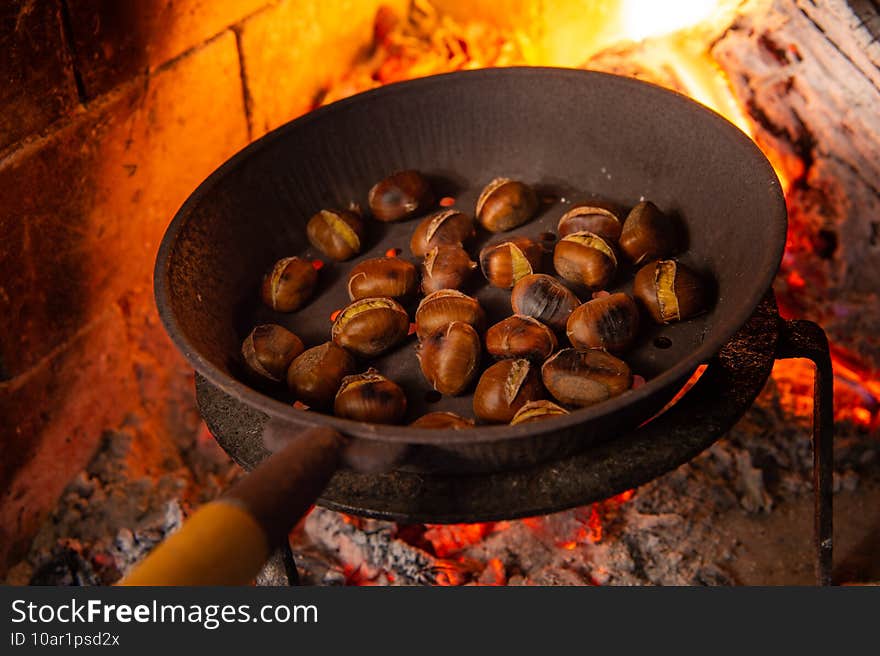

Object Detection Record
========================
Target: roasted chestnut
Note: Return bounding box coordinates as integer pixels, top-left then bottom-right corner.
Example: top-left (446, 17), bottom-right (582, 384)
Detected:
top-left (334, 369), bottom-right (407, 424)
top-left (485, 314), bottom-right (557, 361)
top-left (286, 341), bottom-right (355, 407)
top-left (410, 412), bottom-right (475, 429)
top-left (552, 231), bottom-right (617, 290)
top-left (619, 200), bottom-right (680, 264)
top-left (410, 209), bottom-right (475, 256)
top-left (306, 208), bottom-right (364, 261)
top-left (479, 237), bottom-right (543, 289)
top-left (347, 257), bottom-right (418, 301)
top-left (415, 289), bottom-right (485, 341)
top-left (476, 178), bottom-right (539, 232)
top-left (420, 245), bottom-right (477, 294)
top-left (261, 256), bottom-right (318, 312)
top-left (473, 359), bottom-right (545, 423)
top-left (633, 259), bottom-right (708, 324)
top-left (541, 348), bottom-right (632, 407)
top-left (331, 297), bottom-right (410, 357)
top-left (368, 170), bottom-right (434, 222)
top-left (557, 202), bottom-right (623, 242)
top-left (510, 400), bottom-right (569, 425)
top-left (241, 324), bottom-right (304, 382)
top-left (510, 273), bottom-right (581, 331)
top-left (566, 293), bottom-right (640, 353)
top-left (418, 321), bottom-right (481, 396)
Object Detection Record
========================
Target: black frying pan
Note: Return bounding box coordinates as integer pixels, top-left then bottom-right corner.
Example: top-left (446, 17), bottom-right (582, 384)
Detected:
top-left (154, 68), bottom-right (786, 477)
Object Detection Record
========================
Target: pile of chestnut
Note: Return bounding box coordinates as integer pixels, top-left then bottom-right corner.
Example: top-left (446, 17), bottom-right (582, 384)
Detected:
top-left (242, 170), bottom-right (710, 429)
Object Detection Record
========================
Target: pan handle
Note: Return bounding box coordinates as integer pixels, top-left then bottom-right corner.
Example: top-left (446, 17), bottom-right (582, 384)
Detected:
top-left (119, 427), bottom-right (344, 586)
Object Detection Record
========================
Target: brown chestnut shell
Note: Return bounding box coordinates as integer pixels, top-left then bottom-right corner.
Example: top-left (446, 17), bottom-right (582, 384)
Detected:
top-left (541, 348), bottom-right (632, 408)
top-left (368, 170), bottom-right (434, 222)
top-left (473, 359), bottom-right (545, 423)
top-left (619, 200), bottom-right (680, 264)
top-left (331, 297), bottom-right (410, 357)
top-left (420, 245), bottom-right (477, 295)
top-left (241, 324), bottom-right (304, 382)
top-left (286, 341), bottom-right (356, 407)
top-left (510, 273), bottom-right (581, 331)
top-left (261, 256), bottom-right (318, 312)
top-left (485, 314), bottom-right (557, 361)
top-left (510, 400), bottom-right (569, 425)
top-left (347, 257), bottom-right (418, 301)
top-left (476, 178), bottom-right (539, 232)
top-left (552, 231), bottom-right (617, 290)
top-left (410, 412), bottom-right (475, 430)
top-left (334, 369), bottom-right (407, 424)
top-left (479, 237), bottom-right (543, 289)
top-left (415, 290), bottom-right (486, 341)
top-left (410, 210), bottom-right (475, 256)
top-left (557, 202), bottom-right (622, 242)
top-left (566, 293), bottom-right (640, 353)
top-left (306, 208), bottom-right (364, 261)
top-left (417, 321), bottom-right (481, 396)
top-left (633, 259), bottom-right (708, 324)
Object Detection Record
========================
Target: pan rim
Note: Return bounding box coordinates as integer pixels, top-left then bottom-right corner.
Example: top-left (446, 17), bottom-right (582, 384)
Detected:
top-left (154, 66), bottom-right (786, 446)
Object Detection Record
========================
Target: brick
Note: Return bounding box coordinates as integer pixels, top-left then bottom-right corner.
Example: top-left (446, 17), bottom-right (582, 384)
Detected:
top-left (238, 0), bottom-right (407, 136)
top-left (0, 306), bottom-right (137, 572)
top-left (0, 1), bottom-right (79, 150)
top-left (0, 31), bottom-right (249, 378)
top-left (66, 0), bottom-right (269, 99)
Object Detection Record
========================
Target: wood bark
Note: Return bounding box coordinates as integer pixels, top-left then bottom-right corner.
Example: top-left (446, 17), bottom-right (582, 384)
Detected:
top-left (587, 0), bottom-right (880, 373)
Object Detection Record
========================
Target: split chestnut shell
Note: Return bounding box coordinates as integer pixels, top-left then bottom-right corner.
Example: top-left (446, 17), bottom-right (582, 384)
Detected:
top-left (306, 208), bottom-right (364, 261)
top-left (414, 289), bottom-right (485, 341)
top-left (476, 178), bottom-right (539, 232)
top-left (510, 400), bottom-right (569, 425)
top-left (557, 202), bottom-right (622, 242)
top-left (633, 259), bottom-right (709, 324)
top-left (418, 321), bottom-right (481, 396)
top-left (410, 209), bottom-right (475, 256)
top-left (410, 412), bottom-right (475, 430)
top-left (286, 341), bottom-right (356, 407)
top-left (331, 297), bottom-right (410, 357)
top-left (552, 231), bottom-right (617, 290)
top-left (241, 324), bottom-right (304, 382)
top-left (485, 314), bottom-right (557, 361)
top-left (566, 293), bottom-right (640, 353)
top-left (619, 200), bottom-right (680, 264)
top-left (260, 256), bottom-right (318, 312)
top-left (479, 237), bottom-right (543, 289)
top-left (510, 273), bottom-right (580, 331)
top-left (420, 245), bottom-right (477, 295)
top-left (473, 358), bottom-right (545, 423)
top-left (347, 257), bottom-right (418, 301)
top-left (334, 369), bottom-right (407, 424)
top-left (541, 348), bottom-right (632, 408)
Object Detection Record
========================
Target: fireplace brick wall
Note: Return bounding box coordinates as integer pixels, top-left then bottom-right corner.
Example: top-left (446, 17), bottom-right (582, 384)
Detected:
top-left (0, 0), bottom-right (403, 574)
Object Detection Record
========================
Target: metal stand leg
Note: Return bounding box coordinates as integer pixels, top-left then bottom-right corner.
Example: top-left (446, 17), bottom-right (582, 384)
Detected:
top-left (776, 319), bottom-right (834, 585)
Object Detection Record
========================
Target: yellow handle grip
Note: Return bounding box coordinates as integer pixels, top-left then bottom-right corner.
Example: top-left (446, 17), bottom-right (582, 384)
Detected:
top-left (119, 500), bottom-right (269, 586)
top-left (119, 426), bottom-right (344, 586)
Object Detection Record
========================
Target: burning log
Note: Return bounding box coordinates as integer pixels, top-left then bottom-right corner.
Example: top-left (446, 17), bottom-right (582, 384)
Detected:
top-left (711, 0), bottom-right (880, 379)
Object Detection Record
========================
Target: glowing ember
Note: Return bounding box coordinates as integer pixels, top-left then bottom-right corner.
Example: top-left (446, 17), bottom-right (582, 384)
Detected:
top-left (329, 309), bottom-right (341, 322)
top-left (423, 522), bottom-right (498, 557)
top-left (311, 259), bottom-right (325, 271)
top-left (439, 196), bottom-right (456, 207)
top-left (385, 247), bottom-right (402, 257)
top-left (292, 401), bottom-right (310, 410)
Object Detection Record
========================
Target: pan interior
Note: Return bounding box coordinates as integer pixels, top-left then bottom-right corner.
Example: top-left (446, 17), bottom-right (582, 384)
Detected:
top-left (158, 68), bottom-right (785, 440)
